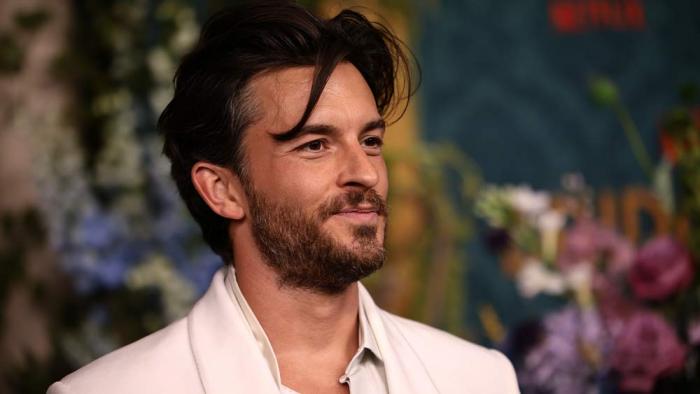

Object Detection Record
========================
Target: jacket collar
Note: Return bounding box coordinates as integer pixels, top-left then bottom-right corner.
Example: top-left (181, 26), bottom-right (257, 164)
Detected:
top-left (358, 285), bottom-right (440, 394)
top-left (187, 268), bottom-right (279, 394)
top-left (187, 268), bottom-right (439, 394)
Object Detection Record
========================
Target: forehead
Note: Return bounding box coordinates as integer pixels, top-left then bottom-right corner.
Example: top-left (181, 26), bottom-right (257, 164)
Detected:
top-left (245, 63), bottom-right (380, 134)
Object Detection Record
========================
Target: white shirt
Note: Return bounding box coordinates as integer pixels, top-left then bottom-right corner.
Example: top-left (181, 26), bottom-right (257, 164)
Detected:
top-left (225, 266), bottom-right (388, 393)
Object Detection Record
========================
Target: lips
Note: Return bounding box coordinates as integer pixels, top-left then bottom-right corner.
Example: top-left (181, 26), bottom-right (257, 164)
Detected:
top-left (333, 206), bottom-right (380, 223)
top-left (317, 189), bottom-right (388, 221)
top-left (337, 206), bottom-right (379, 214)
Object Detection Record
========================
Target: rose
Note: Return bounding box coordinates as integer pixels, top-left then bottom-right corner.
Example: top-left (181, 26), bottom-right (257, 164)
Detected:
top-left (610, 310), bottom-right (686, 393)
top-left (628, 236), bottom-right (693, 301)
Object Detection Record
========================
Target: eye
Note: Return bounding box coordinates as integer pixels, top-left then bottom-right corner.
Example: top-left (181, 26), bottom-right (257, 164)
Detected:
top-left (362, 136), bottom-right (384, 149)
top-left (299, 139), bottom-right (327, 153)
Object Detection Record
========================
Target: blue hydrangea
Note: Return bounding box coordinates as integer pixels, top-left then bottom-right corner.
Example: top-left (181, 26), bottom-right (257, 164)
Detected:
top-left (59, 207), bottom-right (146, 293)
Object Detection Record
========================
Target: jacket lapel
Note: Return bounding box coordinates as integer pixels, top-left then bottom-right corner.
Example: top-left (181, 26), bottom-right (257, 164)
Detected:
top-left (359, 284), bottom-right (440, 394)
top-left (187, 270), bottom-right (440, 394)
top-left (187, 268), bottom-right (279, 394)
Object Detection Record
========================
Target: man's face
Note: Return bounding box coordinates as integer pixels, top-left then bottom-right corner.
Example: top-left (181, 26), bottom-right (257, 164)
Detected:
top-left (240, 63), bottom-right (389, 294)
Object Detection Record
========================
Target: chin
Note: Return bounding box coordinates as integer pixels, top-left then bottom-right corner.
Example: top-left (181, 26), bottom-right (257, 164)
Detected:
top-left (323, 216), bottom-right (385, 245)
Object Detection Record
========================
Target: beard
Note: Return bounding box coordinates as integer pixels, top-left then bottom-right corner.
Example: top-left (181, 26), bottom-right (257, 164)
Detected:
top-left (245, 185), bottom-right (387, 294)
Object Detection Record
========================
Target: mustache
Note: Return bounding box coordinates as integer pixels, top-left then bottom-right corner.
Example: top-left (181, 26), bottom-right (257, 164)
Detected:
top-left (317, 189), bottom-right (388, 221)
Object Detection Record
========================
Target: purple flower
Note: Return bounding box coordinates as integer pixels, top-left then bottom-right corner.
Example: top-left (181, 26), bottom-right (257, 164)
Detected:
top-left (610, 310), bottom-right (686, 393)
top-left (628, 236), bottom-right (693, 301)
top-left (519, 306), bottom-right (609, 394)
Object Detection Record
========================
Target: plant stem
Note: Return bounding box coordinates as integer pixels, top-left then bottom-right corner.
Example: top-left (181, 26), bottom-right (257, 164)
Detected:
top-left (613, 103), bottom-right (655, 181)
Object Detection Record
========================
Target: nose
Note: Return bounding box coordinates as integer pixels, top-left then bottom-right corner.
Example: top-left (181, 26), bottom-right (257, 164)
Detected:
top-left (336, 143), bottom-right (380, 190)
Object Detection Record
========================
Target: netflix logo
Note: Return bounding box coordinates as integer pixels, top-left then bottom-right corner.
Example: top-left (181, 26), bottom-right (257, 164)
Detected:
top-left (548, 0), bottom-right (646, 33)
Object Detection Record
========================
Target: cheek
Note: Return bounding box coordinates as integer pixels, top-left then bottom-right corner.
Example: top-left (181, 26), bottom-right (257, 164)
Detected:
top-left (260, 155), bottom-right (388, 204)
top-left (268, 161), bottom-right (330, 203)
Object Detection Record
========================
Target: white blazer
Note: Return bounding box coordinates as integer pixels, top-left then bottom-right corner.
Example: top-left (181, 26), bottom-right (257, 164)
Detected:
top-left (48, 269), bottom-right (520, 393)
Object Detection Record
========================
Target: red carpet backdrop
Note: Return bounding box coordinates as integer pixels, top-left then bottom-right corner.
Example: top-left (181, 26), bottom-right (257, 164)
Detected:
top-left (0, 0), bottom-right (698, 393)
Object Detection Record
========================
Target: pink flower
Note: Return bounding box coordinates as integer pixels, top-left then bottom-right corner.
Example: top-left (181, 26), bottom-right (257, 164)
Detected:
top-left (558, 219), bottom-right (634, 273)
top-left (610, 310), bottom-right (686, 393)
top-left (628, 236), bottom-right (693, 301)
top-left (593, 275), bottom-right (635, 321)
top-left (688, 318), bottom-right (700, 346)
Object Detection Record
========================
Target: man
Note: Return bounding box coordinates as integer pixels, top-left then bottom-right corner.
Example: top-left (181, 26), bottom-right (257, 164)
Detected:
top-left (49, 1), bottom-right (519, 393)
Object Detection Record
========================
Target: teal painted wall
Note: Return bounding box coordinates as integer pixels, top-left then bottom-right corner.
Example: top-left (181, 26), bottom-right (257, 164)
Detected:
top-left (417, 0), bottom-right (700, 342)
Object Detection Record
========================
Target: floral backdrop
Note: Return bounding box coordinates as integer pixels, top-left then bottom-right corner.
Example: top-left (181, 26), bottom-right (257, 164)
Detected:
top-left (2, 2), bottom-right (221, 391)
top-left (475, 82), bottom-right (700, 393)
top-left (1, 0), bottom-right (699, 393)
top-left (1, 0), bottom-right (468, 392)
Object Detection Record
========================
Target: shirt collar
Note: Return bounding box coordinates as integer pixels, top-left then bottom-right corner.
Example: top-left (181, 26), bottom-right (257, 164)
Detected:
top-left (225, 266), bottom-right (282, 387)
top-left (358, 287), bottom-right (383, 362)
top-left (224, 265), bottom-right (383, 389)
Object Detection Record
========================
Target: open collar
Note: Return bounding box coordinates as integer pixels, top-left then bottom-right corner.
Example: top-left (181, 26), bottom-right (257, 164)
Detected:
top-left (187, 268), bottom-right (279, 394)
top-left (358, 285), bottom-right (440, 394)
top-left (225, 265), bottom-right (384, 391)
top-left (187, 268), bottom-right (439, 394)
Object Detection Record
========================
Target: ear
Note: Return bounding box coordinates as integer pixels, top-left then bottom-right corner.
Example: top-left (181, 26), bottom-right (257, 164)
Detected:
top-left (191, 162), bottom-right (246, 220)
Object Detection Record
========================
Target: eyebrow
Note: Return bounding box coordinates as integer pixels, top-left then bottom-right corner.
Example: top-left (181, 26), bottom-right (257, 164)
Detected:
top-left (271, 118), bottom-right (385, 142)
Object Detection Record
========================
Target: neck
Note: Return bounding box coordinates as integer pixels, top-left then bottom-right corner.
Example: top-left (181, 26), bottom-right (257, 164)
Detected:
top-left (233, 240), bottom-right (359, 363)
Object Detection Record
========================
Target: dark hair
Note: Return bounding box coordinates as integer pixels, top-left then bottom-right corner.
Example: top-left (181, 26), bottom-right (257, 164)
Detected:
top-left (159, 0), bottom-right (417, 264)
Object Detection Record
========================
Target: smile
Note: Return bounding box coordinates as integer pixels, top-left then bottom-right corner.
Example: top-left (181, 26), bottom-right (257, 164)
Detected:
top-left (333, 210), bottom-right (379, 223)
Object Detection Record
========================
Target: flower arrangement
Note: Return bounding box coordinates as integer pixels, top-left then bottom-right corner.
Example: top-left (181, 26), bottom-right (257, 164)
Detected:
top-left (474, 77), bottom-right (700, 394)
top-left (476, 181), bottom-right (697, 393)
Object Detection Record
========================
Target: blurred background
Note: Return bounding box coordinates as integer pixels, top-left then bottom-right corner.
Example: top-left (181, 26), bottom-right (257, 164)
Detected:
top-left (1, 0), bottom-right (699, 392)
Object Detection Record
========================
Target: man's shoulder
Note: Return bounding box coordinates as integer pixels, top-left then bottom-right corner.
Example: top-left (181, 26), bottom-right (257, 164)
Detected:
top-left (48, 317), bottom-right (202, 394)
top-left (379, 310), bottom-right (520, 393)
top-left (381, 310), bottom-right (499, 359)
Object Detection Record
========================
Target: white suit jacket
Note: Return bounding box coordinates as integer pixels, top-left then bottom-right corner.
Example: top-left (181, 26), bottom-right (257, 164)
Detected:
top-left (48, 269), bottom-right (520, 393)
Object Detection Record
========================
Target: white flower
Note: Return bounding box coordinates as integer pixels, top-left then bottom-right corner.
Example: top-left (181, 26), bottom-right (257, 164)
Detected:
top-left (149, 86), bottom-right (173, 114)
top-left (92, 89), bottom-right (132, 116)
top-left (516, 259), bottom-right (566, 298)
top-left (508, 186), bottom-right (551, 217)
top-left (171, 17), bottom-right (199, 55)
top-left (95, 110), bottom-right (144, 191)
top-left (127, 255), bottom-right (196, 322)
top-left (537, 210), bottom-right (565, 232)
top-left (564, 263), bottom-right (593, 291)
top-left (147, 48), bottom-right (176, 84)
